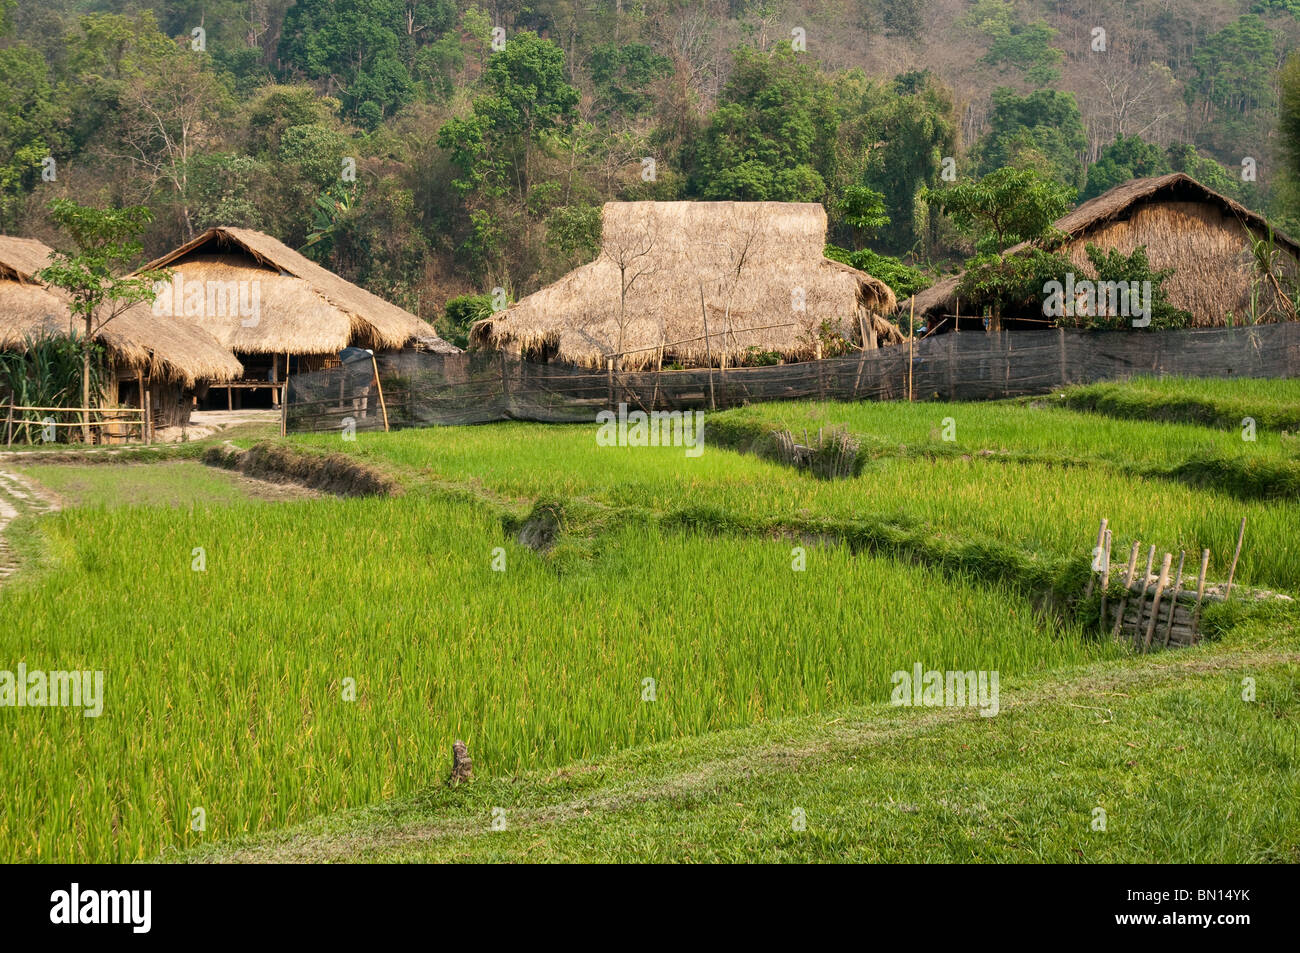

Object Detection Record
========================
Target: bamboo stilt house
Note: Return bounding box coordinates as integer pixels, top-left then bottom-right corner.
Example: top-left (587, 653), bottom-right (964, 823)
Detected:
top-left (0, 235), bottom-right (242, 434)
top-left (139, 227), bottom-right (458, 409)
top-left (470, 201), bottom-right (901, 369)
top-left (904, 174), bottom-right (1300, 329)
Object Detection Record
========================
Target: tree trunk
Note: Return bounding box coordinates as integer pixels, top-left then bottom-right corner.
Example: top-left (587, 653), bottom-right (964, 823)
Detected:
top-left (81, 315), bottom-right (92, 443)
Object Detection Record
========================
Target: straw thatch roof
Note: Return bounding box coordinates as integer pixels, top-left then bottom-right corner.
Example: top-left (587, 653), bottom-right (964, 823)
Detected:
top-left (470, 201), bottom-right (900, 369)
top-left (0, 236), bottom-right (242, 385)
top-left (904, 174), bottom-right (1300, 326)
top-left (141, 227), bottom-right (458, 355)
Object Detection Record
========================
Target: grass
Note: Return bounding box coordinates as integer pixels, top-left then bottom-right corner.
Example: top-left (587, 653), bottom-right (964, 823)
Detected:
top-left (0, 496), bottom-right (1113, 863)
top-left (11, 461), bottom-right (305, 509)
top-left (182, 613), bottom-right (1300, 864)
top-left (289, 414), bottom-right (1300, 592)
top-left (3, 377), bottom-right (1297, 864)
top-left (1060, 376), bottom-right (1300, 432)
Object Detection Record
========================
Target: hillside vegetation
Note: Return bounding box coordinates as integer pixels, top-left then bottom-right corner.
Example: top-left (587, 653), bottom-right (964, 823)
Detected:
top-left (4, 1), bottom-right (1300, 345)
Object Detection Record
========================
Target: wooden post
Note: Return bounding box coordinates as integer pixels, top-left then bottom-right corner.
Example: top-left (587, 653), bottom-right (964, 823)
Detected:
top-left (700, 288), bottom-right (716, 411)
top-left (143, 389), bottom-right (152, 445)
top-left (4, 399), bottom-right (11, 448)
top-left (853, 315), bottom-right (872, 396)
top-left (1084, 517), bottom-right (1108, 598)
top-left (1058, 326), bottom-right (1067, 387)
top-left (281, 352), bottom-right (291, 437)
top-left (907, 297), bottom-right (915, 402)
top-left (607, 358), bottom-right (615, 410)
top-left (1131, 544), bottom-right (1157, 644)
top-left (370, 354), bottom-right (389, 433)
top-left (1111, 540), bottom-right (1142, 638)
top-left (1162, 550), bottom-right (1186, 647)
top-left (1142, 551), bottom-right (1172, 651)
top-left (1192, 548), bottom-right (1211, 639)
top-left (947, 325), bottom-right (956, 400)
top-left (1099, 529), bottom-right (1112, 631)
top-left (1225, 517), bottom-right (1246, 598)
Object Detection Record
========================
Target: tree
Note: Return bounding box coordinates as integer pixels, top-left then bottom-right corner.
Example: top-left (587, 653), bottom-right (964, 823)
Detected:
top-left (837, 186), bottom-right (890, 246)
top-left (846, 70), bottom-right (958, 253)
top-left (1189, 14), bottom-right (1277, 158)
top-left (437, 31), bottom-right (580, 283)
top-left (978, 88), bottom-right (1088, 190)
top-left (1279, 52), bottom-right (1300, 215)
top-left (112, 51), bottom-right (229, 240)
top-left (36, 201), bottom-right (168, 442)
top-left (922, 167), bottom-right (1075, 328)
top-left (688, 46), bottom-right (840, 203)
top-left (1083, 135), bottom-right (1171, 201)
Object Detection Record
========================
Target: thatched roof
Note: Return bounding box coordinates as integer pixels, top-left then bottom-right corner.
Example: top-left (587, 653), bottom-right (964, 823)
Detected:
top-left (904, 173), bottom-right (1300, 323)
top-left (0, 236), bottom-right (243, 385)
top-left (141, 227), bottom-right (457, 355)
top-left (470, 201), bottom-right (900, 369)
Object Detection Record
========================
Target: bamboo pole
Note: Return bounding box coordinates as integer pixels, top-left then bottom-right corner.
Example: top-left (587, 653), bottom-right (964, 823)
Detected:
top-left (700, 287), bottom-right (716, 411)
top-left (1143, 552), bottom-right (1172, 651)
top-left (1099, 528), bottom-right (1112, 631)
top-left (1225, 517), bottom-right (1246, 598)
top-left (1192, 548), bottom-right (1211, 639)
top-left (1085, 518), bottom-right (1108, 598)
top-left (281, 352), bottom-right (291, 437)
top-left (370, 354), bottom-right (390, 433)
top-left (1131, 544), bottom-right (1157, 645)
top-left (1162, 550), bottom-right (1186, 648)
top-left (907, 297), bottom-right (915, 402)
top-left (1111, 540), bottom-right (1142, 639)
top-left (4, 399), bottom-right (11, 449)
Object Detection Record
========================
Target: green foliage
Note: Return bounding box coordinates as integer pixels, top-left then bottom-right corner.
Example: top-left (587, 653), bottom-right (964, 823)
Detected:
top-left (978, 88), bottom-right (1088, 189)
top-left (545, 204), bottom-right (602, 268)
top-left (845, 70), bottom-right (958, 253)
top-left (824, 244), bottom-right (931, 299)
top-left (689, 46), bottom-right (840, 202)
top-left (588, 43), bottom-right (672, 116)
top-left (837, 185), bottom-right (890, 239)
top-left (979, 18), bottom-right (1064, 86)
top-left (440, 293), bottom-right (496, 348)
top-left (1191, 14), bottom-right (1277, 155)
top-left (277, 0), bottom-right (458, 126)
top-left (1083, 136), bottom-right (1172, 201)
top-left (1047, 245), bottom-right (1192, 331)
top-left (0, 333), bottom-right (104, 442)
top-left (438, 31), bottom-right (579, 200)
top-left (36, 200), bottom-right (163, 328)
top-left (922, 166), bottom-right (1075, 253)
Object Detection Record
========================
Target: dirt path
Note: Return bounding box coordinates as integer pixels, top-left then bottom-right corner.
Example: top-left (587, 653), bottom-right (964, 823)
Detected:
top-left (0, 468), bottom-right (59, 587)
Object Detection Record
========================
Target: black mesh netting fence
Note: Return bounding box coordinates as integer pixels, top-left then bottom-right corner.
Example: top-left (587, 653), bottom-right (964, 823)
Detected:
top-left (285, 323), bottom-right (1300, 434)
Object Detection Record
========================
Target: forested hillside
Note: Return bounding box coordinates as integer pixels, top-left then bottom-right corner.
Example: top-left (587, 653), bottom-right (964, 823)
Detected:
top-left (3, 0), bottom-right (1299, 343)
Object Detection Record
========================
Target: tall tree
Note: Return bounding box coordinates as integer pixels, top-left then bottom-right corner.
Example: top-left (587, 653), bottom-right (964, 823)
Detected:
top-left (36, 201), bottom-right (168, 441)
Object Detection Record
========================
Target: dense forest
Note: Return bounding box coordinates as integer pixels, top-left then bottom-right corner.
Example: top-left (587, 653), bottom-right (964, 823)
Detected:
top-left (4, 0), bottom-right (1300, 344)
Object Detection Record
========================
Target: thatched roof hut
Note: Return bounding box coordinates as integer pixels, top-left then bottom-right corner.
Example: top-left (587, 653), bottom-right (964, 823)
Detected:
top-left (904, 173), bottom-right (1300, 327)
top-left (140, 226), bottom-right (458, 356)
top-left (0, 235), bottom-right (242, 386)
top-left (470, 201), bottom-right (900, 369)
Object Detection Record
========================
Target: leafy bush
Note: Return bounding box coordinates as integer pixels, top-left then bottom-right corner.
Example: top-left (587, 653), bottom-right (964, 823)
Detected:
top-left (439, 293), bottom-right (496, 349)
top-left (824, 244), bottom-right (931, 299)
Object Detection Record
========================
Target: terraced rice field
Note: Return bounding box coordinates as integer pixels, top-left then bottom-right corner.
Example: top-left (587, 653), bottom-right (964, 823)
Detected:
top-left (1, 379), bottom-right (1296, 862)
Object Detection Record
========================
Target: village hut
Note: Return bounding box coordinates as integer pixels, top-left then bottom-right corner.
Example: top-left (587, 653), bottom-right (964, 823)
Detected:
top-left (140, 227), bottom-right (458, 409)
top-left (0, 235), bottom-right (242, 437)
top-left (469, 201), bottom-right (901, 369)
top-left (904, 173), bottom-right (1300, 330)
